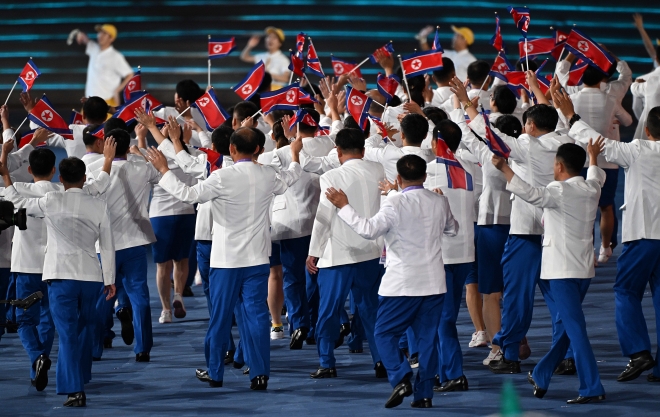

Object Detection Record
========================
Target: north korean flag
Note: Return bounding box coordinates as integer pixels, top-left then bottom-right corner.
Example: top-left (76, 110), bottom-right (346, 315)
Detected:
top-left (191, 88), bottom-right (230, 131)
top-left (345, 85), bottom-right (372, 130)
top-left (489, 50), bottom-right (515, 82)
top-left (368, 114), bottom-right (388, 138)
top-left (369, 42), bottom-right (395, 64)
top-left (208, 37), bottom-right (235, 59)
top-left (69, 109), bottom-right (84, 126)
top-left (28, 95), bottom-right (73, 139)
top-left (194, 147), bottom-right (223, 177)
top-left (315, 126), bottom-right (331, 137)
top-left (295, 33), bottom-right (306, 55)
top-left (123, 69), bottom-right (142, 102)
top-left (503, 59), bottom-right (548, 97)
top-left (289, 50), bottom-right (305, 77)
top-left (232, 61), bottom-right (265, 100)
top-left (490, 16), bottom-right (504, 52)
top-left (298, 88), bottom-right (318, 105)
top-left (306, 42), bottom-right (325, 78)
top-left (376, 73), bottom-right (400, 103)
top-left (432, 27), bottom-right (444, 53)
top-left (435, 131), bottom-right (473, 191)
top-left (507, 6), bottom-right (530, 38)
top-left (260, 83), bottom-right (300, 114)
top-left (564, 28), bottom-right (615, 74)
top-left (537, 74), bottom-right (552, 95)
top-left (331, 57), bottom-right (362, 77)
top-left (90, 124), bottom-right (105, 139)
top-left (17, 59), bottom-right (41, 93)
top-left (113, 91), bottom-right (163, 125)
top-left (18, 130), bottom-right (47, 149)
top-left (481, 112), bottom-right (511, 158)
top-left (551, 29), bottom-right (570, 61)
top-left (567, 59), bottom-right (589, 86)
top-left (288, 108), bottom-right (318, 131)
top-left (401, 50), bottom-right (443, 78)
top-left (518, 37), bottom-right (555, 60)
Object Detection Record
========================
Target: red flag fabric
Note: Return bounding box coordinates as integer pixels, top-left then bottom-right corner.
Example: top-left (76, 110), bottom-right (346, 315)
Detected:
top-left (401, 50), bottom-right (443, 78)
top-left (564, 28), bottom-right (615, 74)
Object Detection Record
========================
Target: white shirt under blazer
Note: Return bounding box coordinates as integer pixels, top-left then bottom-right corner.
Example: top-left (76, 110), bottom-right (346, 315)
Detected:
top-left (569, 119), bottom-right (660, 243)
top-left (506, 166), bottom-right (605, 279)
top-left (338, 187), bottom-right (458, 297)
top-left (309, 158), bottom-right (385, 268)
top-left (157, 160), bottom-right (301, 269)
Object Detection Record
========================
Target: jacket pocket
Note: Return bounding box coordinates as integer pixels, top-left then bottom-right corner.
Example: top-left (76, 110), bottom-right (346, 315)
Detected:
top-left (542, 236), bottom-right (552, 247)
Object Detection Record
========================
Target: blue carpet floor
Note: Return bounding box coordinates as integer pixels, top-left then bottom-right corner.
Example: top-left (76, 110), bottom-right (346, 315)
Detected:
top-left (1, 174), bottom-right (659, 416)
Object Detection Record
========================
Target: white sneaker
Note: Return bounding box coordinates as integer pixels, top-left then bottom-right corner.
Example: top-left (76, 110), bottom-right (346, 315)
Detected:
top-left (159, 310), bottom-right (172, 324)
top-left (482, 350), bottom-right (502, 366)
top-left (172, 293), bottom-right (186, 319)
top-left (469, 331), bottom-right (489, 348)
top-left (598, 245), bottom-right (613, 264)
top-left (270, 326), bottom-right (284, 340)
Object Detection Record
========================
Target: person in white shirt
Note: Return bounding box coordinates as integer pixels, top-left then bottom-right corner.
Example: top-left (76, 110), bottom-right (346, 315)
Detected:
top-left (305, 128), bottom-right (385, 380)
top-left (71, 24), bottom-right (133, 106)
top-left (631, 46), bottom-right (660, 141)
top-left (326, 154), bottom-right (458, 408)
top-left (430, 58), bottom-right (456, 108)
top-left (441, 61), bottom-right (492, 115)
top-left (145, 127), bottom-right (301, 390)
top-left (86, 129), bottom-right (161, 363)
top-left (422, 120), bottom-right (474, 394)
top-left (153, 80), bottom-right (211, 148)
top-left (240, 27), bottom-right (291, 90)
top-left (2, 156), bottom-right (116, 408)
top-left (559, 95), bottom-right (660, 383)
top-left (417, 25), bottom-right (476, 82)
top-left (488, 86), bottom-right (519, 123)
top-left (494, 139), bottom-right (606, 405)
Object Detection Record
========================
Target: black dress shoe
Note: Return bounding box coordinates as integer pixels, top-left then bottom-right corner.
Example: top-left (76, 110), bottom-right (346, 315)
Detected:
top-left (566, 394), bottom-right (605, 404)
top-left (182, 285), bottom-right (194, 297)
top-left (489, 358), bottom-right (521, 374)
top-left (554, 358), bottom-right (577, 375)
top-left (243, 367), bottom-right (250, 375)
top-left (617, 351), bottom-right (655, 382)
top-left (410, 398), bottom-right (432, 408)
top-left (224, 350), bottom-right (235, 365)
top-left (63, 392), bottom-right (86, 407)
top-left (233, 361), bottom-right (244, 369)
top-left (92, 357), bottom-right (101, 362)
top-left (116, 307), bottom-right (134, 346)
top-left (306, 337), bottom-right (316, 345)
top-left (195, 369), bottom-right (222, 387)
top-left (135, 352), bottom-right (150, 362)
top-left (103, 337), bottom-right (113, 349)
top-left (527, 371), bottom-right (547, 399)
top-left (310, 367), bottom-right (337, 379)
top-left (433, 375), bottom-right (468, 392)
top-left (5, 321), bottom-right (18, 333)
top-left (375, 361), bottom-right (388, 378)
top-left (334, 323), bottom-right (351, 349)
top-left (250, 375), bottom-right (268, 390)
top-left (648, 373), bottom-right (660, 382)
top-left (290, 327), bottom-right (309, 350)
top-left (33, 355), bottom-right (51, 392)
top-left (385, 378), bottom-right (413, 408)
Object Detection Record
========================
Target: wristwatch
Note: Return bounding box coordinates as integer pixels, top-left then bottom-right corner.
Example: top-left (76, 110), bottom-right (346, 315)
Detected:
top-left (568, 113), bottom-right (581, 128)
top-left (463, 101), bottom-right (473, 111)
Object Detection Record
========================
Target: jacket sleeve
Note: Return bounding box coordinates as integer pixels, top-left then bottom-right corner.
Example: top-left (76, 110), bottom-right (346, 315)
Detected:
top-left (336, 201), bottom-right (395, 240)
top-left (308, 175), bottom-right (337, 258)
top-left (506, 174), bottom-right (561, 209)
top-left (98, 202), bottom-right (116, 286)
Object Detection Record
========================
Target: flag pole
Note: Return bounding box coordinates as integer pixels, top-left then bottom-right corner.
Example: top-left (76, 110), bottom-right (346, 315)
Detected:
top-left (250, 109), bottom-right (263, 119)
top-left (347, 57), bottom-right (370, 75)
top-left (308, 37), bottom-right (332, 91)
top-left (207, 35), bottom-right (212, 88)
top-left (175, 106), bottom-right (191, 121)
top-left (524, 37), bottom-right (530, 71)
top-left (288, 49), bottom-right (295, 85)
top-left (4, 81), bottom-right (18, 107)
top-left (9, 117), bottom-right (28, 140)
top-left (397, 55), bottom-right (411, 101)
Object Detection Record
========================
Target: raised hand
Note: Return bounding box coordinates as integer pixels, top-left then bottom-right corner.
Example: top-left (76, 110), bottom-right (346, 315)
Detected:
top-left (551, 89), bottom-right (575, 119)
top-left (167, 116), bottom-right (182, 143)
top-left (103, 136), bottom-right (117, 160)
top-left (587, 136), bottom-right (605, 164)
top-left (30, 128), bottom-right (50, 147)
top-left (19, 91), bottom-right (36, 113)
top-left (145, 147), bottom-right (170, 174)
top-left (379, 178), bottom-right (398, 195)
top-left (134, 108), bottom-right (156, 128)
top-left (348, 75), bottom-right (367, 92)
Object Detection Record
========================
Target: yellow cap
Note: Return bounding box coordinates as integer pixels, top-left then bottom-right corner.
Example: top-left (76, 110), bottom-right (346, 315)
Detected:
top-left (94, 24), bottom-right (117, 40)
top-left (656, 38), bottom-right (660, 46)
top-left (265, 26), bottom-right (285, 43)
top-left (451, 26), bottom-right (474, 46)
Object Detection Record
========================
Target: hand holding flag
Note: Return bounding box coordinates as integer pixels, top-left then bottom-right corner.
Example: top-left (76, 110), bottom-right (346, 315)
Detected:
top-left (5, 59), bottom-right (41, 106)
top-left (481, 111), bottom-right (511, 158)
top-left (435, 131), bottom-right (473, 190)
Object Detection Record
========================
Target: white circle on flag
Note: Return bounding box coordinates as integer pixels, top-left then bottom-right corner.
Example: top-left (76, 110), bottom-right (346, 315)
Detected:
top-left (350, 96), bottom-right (363, 106)
top-left (40, 110), bottom-right (53, 122)
top-left (526, 44), bottom-right (534, 53)
top-left (241, 84), bottom-right (253, 95)
top-left (198, 97), bottom-right (210, 107)
top-left (558, 34), bottom-right (567, 42)
top-left (127, 80), bottom-right (136, 91)
top-left (286, 90), bottom-right (296, 103)
top-left (213, 44), bottom-right (223, 53)
top-left (334, 63), bottom-right (345, 75)
top-left (411, 59), bottom-right (422, 70)
top-left (577, 41), bottom-right (589, 52)
top-left (25, 71), bottom-right (35, 81)
top-left (497, 63), bottom-right (508, 72)
top-left (140, 97), bottom-right (151, 110)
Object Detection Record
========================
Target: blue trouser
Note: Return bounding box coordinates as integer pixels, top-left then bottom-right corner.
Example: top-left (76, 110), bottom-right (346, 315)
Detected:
top-left (49, 279), bottom-right (102, 395)
top-left (494, 234), bottom-right (542, 362)
top-left (16, 273), bottom-right (55, 379)
top-left (280, 236), bottom-right (311, 332)
top-left (7, 272), bottom-right (16, 324)
top-left (197, 241), bottom-right (212, 314)
top-left (207, 264), bottom-right (270, 381)
top-left (0, 268), bottom-right (9, 340)
top-left (533, 279), bottom-right (605, 397)
top-left (347, 294), bottom-right (366, 351)
top-left (476, 224), bottom-right (510, 294)
top-left (307, 271), bottom-right (319, 339)
top-left (398, 328), bottom-right (418, 355)
top-left (316, 259), bottom-right (382, 368)
top-left (376, 294), bottom-right (444, 401)
top-left (613, 239), bottom-right (660, 376)
top-left (438, 263), bottom-right (472, 382)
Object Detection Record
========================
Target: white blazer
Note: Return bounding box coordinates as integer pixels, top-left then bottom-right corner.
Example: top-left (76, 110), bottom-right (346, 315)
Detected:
top-left (158, 160), bottom-right (301, 268)
top-left (507, 166), bottom-right (606, 279)
top-left (631, 66), bottom-right (660, 140)
top-left (570, 119), bottom-right (660, 243)
top-left (364, 137), bottom-right (435, 182)
top-left (424, 158), bottom-right (475, 264)
top-left (338, 187), bottom-right (457, 296)
top-left (309, 158), bottom-right (384, 268)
